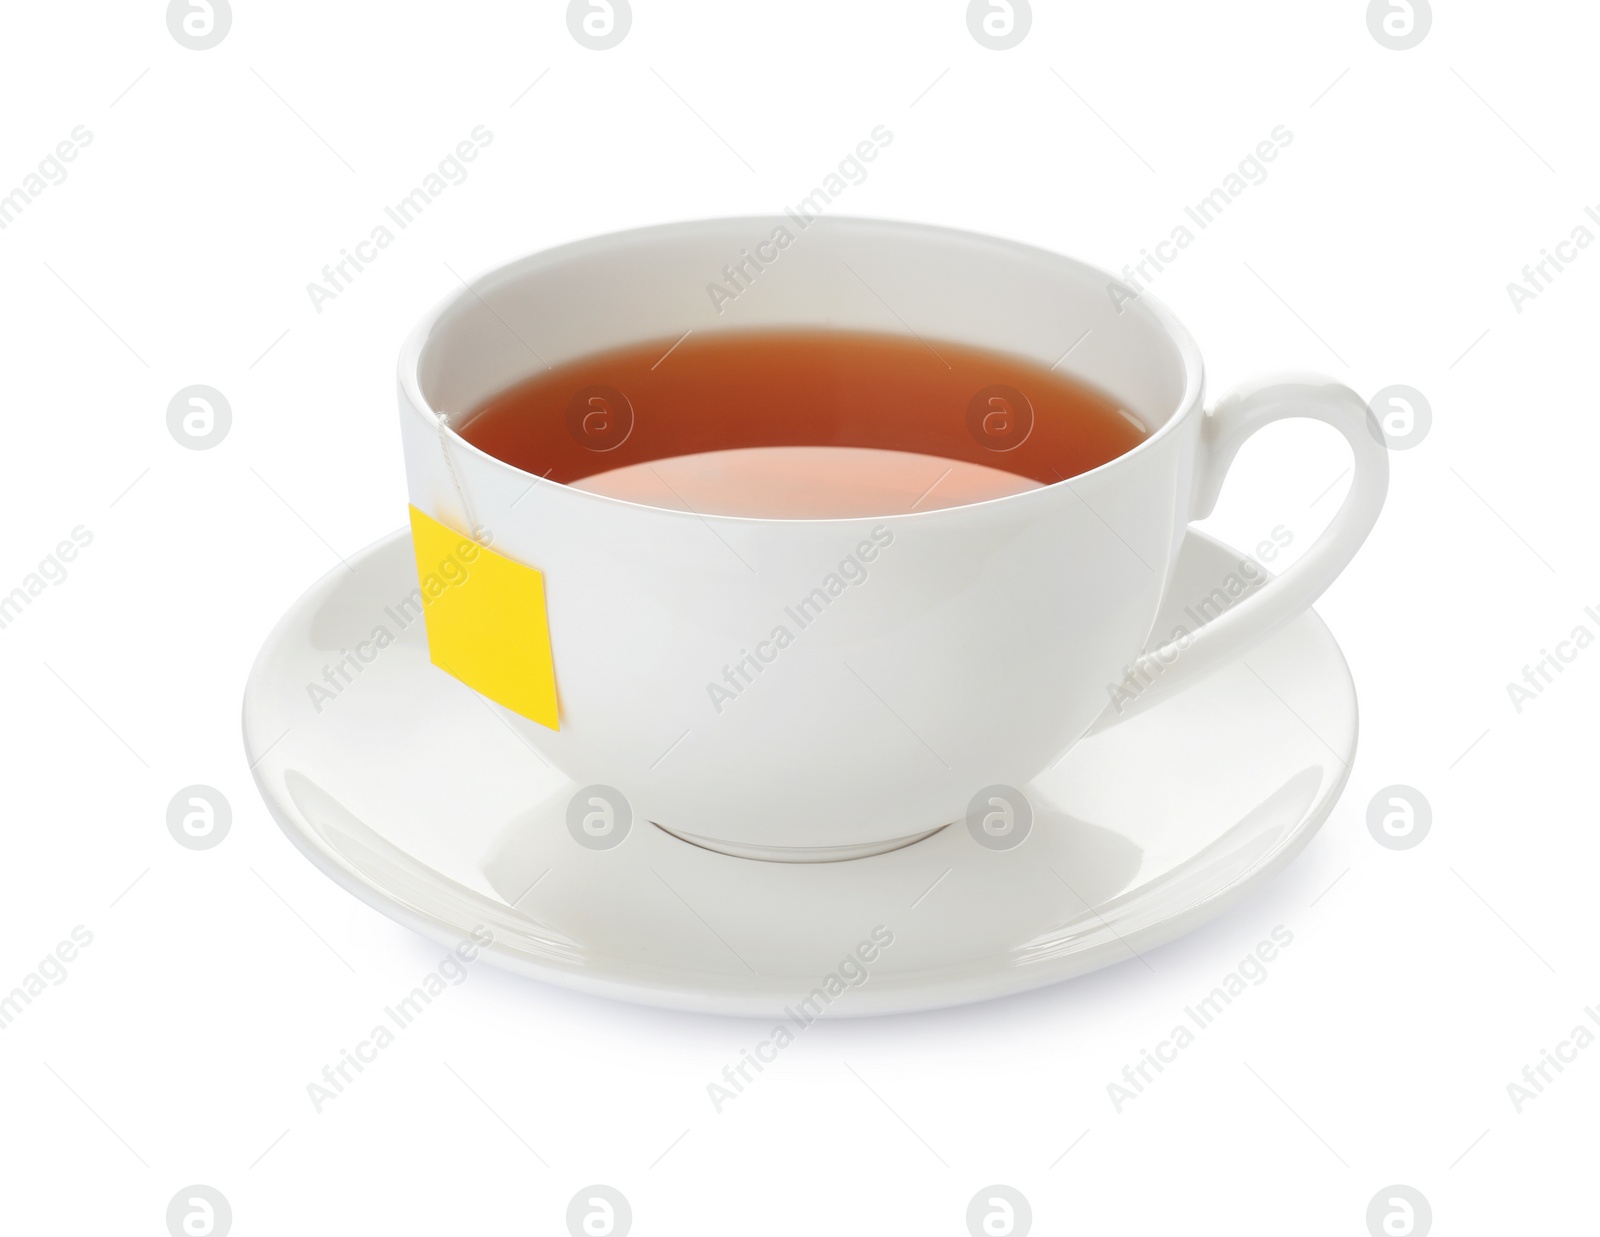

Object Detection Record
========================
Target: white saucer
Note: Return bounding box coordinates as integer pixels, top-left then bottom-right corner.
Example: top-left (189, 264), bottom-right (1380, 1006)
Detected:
top-left (243, 529), bottom-right (1356, 1017)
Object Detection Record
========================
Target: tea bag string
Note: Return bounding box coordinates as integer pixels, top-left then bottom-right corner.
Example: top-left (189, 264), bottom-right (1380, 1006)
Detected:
top-left (435, 412), bottom-right (483, 544)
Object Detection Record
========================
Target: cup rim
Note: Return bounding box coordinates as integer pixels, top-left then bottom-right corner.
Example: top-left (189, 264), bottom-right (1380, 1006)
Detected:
top-left (398, 214), bottom-right (1207, 527)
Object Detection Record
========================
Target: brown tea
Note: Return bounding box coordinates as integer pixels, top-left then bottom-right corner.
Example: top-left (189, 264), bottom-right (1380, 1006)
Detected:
top-left (456, 330), bottom-right (1147, 518)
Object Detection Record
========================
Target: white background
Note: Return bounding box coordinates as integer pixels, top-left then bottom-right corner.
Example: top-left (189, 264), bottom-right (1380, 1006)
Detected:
top-left (2, 0), bottom-right (1594, 1233)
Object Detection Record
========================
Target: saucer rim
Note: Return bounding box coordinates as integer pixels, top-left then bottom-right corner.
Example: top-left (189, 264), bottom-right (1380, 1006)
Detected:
top-left (243, 528), bottom-right (1356, 1018)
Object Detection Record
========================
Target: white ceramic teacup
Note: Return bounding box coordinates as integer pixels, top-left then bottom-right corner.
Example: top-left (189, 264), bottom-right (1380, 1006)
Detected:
top-left (399, 217), bottom-right (1387, 861)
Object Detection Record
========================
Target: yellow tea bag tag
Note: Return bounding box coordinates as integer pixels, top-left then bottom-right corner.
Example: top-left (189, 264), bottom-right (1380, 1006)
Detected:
top-left (407, 506), bottom-right (559, 730)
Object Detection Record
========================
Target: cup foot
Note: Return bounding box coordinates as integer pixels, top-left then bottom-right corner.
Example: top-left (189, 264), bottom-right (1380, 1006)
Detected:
top-left (648, 821), bottom-right (948, 863)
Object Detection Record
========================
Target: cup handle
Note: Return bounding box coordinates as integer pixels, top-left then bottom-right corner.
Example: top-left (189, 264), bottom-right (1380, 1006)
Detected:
top-left (1085, 373), bottom-right (1388, 734)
